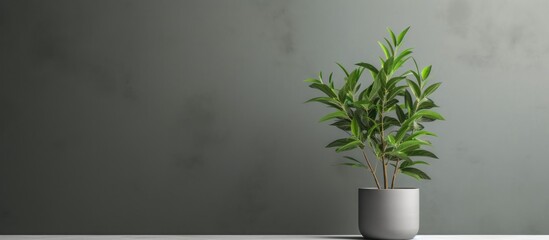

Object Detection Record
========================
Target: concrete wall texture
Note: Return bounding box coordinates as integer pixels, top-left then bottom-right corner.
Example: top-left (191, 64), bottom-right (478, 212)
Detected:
top-left (1, 0), bottom-right (549, 235)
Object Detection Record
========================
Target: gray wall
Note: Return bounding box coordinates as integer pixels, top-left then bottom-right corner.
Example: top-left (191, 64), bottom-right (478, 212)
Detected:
top-left (1, 0), bottom-right (549, 235)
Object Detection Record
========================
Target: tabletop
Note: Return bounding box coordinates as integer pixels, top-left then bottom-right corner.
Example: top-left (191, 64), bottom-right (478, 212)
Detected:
top-left (1, 236), bottom-right (548, 240)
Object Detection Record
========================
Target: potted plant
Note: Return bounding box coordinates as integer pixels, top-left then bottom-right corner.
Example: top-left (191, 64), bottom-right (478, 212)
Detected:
top-left (304, 27), bottom-right (443, 239)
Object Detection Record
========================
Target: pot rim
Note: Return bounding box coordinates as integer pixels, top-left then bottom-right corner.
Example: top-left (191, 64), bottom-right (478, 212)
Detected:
top-left (359, 187), bottom-right (418, 190)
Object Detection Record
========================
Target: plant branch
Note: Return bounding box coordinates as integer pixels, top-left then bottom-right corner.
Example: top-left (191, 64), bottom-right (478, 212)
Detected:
top-left (390, 91), bottom-right (421, 188)
top-left (362, 150), bottom-right (381, 189)
top-left (380, 90), bottom-right (388, 189)
top-left (381, 146), bottom-right (387, 189)
top-left (390, 159), bottom-right (400, 189)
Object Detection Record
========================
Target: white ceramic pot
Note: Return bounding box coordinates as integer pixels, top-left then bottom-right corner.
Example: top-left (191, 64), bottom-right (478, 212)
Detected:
top-left (359, 188), bottom-right (419, 239)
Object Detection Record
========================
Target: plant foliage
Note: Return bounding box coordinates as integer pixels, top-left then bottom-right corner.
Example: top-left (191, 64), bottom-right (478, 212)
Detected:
top-left (305, 27), bottom-right (443, 189)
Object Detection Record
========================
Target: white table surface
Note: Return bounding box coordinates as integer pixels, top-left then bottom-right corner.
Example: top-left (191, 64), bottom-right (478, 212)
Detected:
top-left (0, 236), bottom-right (548, 240)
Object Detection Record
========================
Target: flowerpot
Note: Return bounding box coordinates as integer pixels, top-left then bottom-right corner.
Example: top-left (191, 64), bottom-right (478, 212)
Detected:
top-left (358, 188), bottom-right (419, 239)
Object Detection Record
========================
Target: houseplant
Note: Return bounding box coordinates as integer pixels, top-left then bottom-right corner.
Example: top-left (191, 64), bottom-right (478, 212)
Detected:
top-left (304, 27), bottom-right (443, 239)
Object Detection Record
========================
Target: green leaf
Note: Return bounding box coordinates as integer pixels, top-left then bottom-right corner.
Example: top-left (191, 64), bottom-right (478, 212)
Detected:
top-left (394, 48), bottom-right (413, 66)
top-left (387, 134), bottom-right (396, 145)
top-left (336, 140), bottom-right (363, 152)
top-left (385, 99), bottom-right (399, 110)
top-left (417, 99), bottom-right (438, 110)
top-left (393, 56), bottom-right (411, 72)
top-left (384, 38), bottom-right (394, 56)
top-left (408, 149), bottom-right (439, 159)
top-left (338, 163), bottom-right (366, 168)
top-left (353, 99), bottom-right (370, 105)
top-left (387, 76), bottom-right (406, 89)
top-left (338, 85), bottom-right (348, 103)
top-left (356, 62), bottom-right (379, 76)
top-left (309, 83), bottom-right (337, 98)
top-left (343, 156), bottom-right (364, 165)
top-left (396, 105), bottom-right (406, 123)
top-left (327, 72), bottom-right (334, 88)
top-left (418, 116), bottom-right (437, 122)
top-left (384, 57), bottom-right (394, 74)
top-left (383, 116), bottom-right (400, 129)
top-left (326, 138), bottom-right (355, 148)
top-left (347, 68), bottom-right (362, 92)
top-left (369, 76), bottom-right (382, 99)
top-left (387, 85), bottom-right (407, 100)
top-left (366, 122), bottom-right (380, 138)
top-left (399, 160), bottom-right (429, 169)
top-left (400, 167), bottom-right (431, 180)
top-left (397, 140), bottom-right (426, 152)
top-left (412, 58), bottom-right (420, 74)
top-left (336, 62), bottom-right (350, 77)
top-left (388, 28), bottom-right (397, 46)
top-left (351, 118), bottom-right (360, 137)
top-left (304, 78), bottom-right (321, 84)
top-left (385, 151), bottom-right (411, 162)
top-left (404, 90), bottom-right (413, 113)
top-left (423, 82), bottom-right (441, 97)
top-left (395, 112), bottom-right (427, 142)
top-left (413, 122), bottom-right (425, 131)
top-left (319, 111), bottom-right (348, 122)
top-left (331, 119), bottom-right (351, 131)
top-left (406, 79), bottom-right (421, 98)
top-left (399, 70), bottom-right (413, 78)
top-left (398, 160), bottom-right (411, 168)
top-left (355, 83), bottom-right (362, 93)
top-left (411, 71), bottom-right (421, 82)
top-left (397, 26), bottom-right (411, 46)
top-left (344, 155), bottom-right (360, 161)
top-left (421, 65), bottom-right (432, 80)
top-left (305, 97), bottom-right (341, 109)
top-left (414, 138), bottom-right (432, 146)
top-left (378, 41), bottom-right (390, 59)
top-left (415, 109), bottom-right (445, 120)
top-left (371, 141), bottom-right (383, 158)
top-left (406, 130), bottom-right (437, 140)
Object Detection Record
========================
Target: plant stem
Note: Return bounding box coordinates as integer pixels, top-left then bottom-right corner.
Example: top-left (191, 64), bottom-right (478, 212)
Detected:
top-left (391, 95), bottom-right (421, 188)
top-left (382, 158), bottom-right (387, 189)
top-left (380, 110), bottom-right (388, 189)
top-left (362, 150), bottom-right (381, 189)
top-left (390, 159), bottom-right (400, 189)
top-left (380, 93), bottom-right (388, 189)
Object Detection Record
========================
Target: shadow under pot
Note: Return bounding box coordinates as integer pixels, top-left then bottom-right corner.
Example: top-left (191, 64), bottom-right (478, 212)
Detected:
top-left (358, 188), bottom-right (419, 240)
